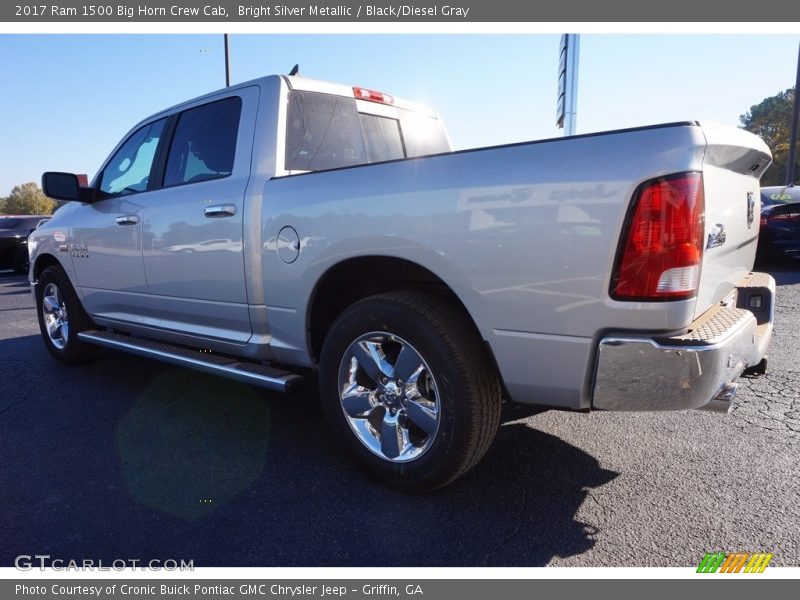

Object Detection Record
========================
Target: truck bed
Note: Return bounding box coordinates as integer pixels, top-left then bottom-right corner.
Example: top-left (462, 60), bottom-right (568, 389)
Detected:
top-left (258, 121), bottom-right (771, 409)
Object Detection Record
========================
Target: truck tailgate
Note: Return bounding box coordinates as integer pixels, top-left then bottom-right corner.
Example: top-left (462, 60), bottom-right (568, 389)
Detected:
top-left (695, 124), bottom-right (772, 318)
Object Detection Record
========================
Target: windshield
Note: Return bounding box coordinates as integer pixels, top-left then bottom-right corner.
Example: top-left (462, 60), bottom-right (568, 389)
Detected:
top-left (761, 186), bottom-right (800, 206)
top-left (0, 217), bottom-right (38, 230)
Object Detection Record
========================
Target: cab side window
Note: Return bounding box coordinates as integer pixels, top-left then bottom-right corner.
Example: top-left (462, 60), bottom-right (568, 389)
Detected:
top-left (163, 97), bottom-right (242, 187)
top-left (285, 91), bottom-right (366, 171)
top-left (99, 119), bottom-right (166, 196)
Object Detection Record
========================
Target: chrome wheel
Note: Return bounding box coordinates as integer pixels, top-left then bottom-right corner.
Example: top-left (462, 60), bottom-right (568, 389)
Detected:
top-left (338, 332), bottom-right (441, 463)
top-left (41, 282), bottom-right (69, 350)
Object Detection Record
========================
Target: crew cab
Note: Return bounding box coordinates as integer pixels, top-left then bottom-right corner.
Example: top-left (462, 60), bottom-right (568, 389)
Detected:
top-left (31, 74), bottom-right (775, 490)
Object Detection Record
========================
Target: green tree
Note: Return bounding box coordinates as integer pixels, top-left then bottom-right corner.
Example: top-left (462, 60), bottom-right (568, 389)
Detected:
top-left (740, 87), bottom-right (799, 186)
top-left (1, 182), bottom-right (55, 215)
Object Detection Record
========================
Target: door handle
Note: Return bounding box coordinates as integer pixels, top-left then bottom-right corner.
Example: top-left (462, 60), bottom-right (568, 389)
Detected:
top-left (116, 215), bottom-right (138, 226)
top-left (204, 204), bottom-right (236, 218)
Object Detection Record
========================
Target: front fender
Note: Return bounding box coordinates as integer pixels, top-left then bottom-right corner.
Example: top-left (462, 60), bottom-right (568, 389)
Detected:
top-left (28, 203), bottom-right (79, 283)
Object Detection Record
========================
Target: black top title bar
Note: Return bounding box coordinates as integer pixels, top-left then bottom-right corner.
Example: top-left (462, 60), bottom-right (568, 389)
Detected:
top-left (5, 0), bottom-right (800, 22)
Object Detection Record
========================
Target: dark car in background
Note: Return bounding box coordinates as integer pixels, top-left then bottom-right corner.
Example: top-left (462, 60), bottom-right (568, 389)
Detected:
top-left (0, 215), bottom-right (50, 274)
top-left (758, 185), bottom-right (800, 260)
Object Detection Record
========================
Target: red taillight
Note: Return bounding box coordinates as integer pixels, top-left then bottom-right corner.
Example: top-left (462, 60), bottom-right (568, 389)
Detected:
top-left (769, 211), bottom-right (800, 222)
top-left (353, 86), bottom-right (394, 105)
top-left (611, 173), bottom-right (705, 301)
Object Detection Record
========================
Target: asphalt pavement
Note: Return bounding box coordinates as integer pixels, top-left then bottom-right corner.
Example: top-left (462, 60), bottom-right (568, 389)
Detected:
top-left (1, 264), bottom-right (798, 567)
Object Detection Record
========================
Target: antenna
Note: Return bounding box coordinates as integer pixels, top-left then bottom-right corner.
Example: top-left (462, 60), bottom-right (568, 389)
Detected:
top-left (224, 34), bottom-right (230, 87)
top-left (289, 64), bottom-right (300, 76)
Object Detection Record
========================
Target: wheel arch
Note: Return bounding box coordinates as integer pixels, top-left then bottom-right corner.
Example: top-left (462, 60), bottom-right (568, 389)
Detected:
top-left (306, 255), bottom-right (492, 367)
top-left (32, 253), bottom-right (67, 281)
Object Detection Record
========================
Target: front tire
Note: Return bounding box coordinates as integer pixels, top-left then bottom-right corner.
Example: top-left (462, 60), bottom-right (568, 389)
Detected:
top-left (35, 265), bottom-right (97, 364)
top-left (319, 291), bottom-right (502, 491)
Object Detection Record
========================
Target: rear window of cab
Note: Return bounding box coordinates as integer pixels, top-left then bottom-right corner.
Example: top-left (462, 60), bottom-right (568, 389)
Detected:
top-left (761, 187), bottom-right (800, 206)
top-left (285, 90), bottom-right (449, 172)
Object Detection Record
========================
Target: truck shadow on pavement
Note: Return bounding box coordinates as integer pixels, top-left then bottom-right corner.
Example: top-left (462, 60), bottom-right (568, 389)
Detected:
top-left (0, 271), bottom-right (31, 296)
top-left (0, 336), bottom-right (618, 567)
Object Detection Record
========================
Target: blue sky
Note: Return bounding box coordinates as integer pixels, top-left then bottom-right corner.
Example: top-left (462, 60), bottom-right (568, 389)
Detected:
top-left (0, 34), bottom-right (798, 196)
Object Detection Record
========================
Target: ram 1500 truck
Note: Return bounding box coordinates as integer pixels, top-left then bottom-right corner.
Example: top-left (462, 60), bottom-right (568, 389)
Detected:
top-left (33, 74), bottom-right (775, 490)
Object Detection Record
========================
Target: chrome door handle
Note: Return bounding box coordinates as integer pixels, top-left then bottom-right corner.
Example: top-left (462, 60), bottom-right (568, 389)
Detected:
top-left (116, 215), bottom-right (139, 225)
top-left (204, 204), bottom-right (236, 218)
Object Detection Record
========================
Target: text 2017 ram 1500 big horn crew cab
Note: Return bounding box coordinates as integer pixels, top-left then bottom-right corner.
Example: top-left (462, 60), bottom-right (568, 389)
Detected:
top-left (33, 74), bottom-right (775, 490)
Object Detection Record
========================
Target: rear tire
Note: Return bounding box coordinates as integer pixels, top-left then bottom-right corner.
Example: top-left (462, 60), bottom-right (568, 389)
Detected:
top-left (35, 265), bottom-right (98, 364)
top-left (319, 291), bottom-right (502, 491)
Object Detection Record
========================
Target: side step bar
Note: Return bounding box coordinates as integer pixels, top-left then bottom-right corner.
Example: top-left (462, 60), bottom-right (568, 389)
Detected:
top-left (77, 330), bottom-right (304, 393)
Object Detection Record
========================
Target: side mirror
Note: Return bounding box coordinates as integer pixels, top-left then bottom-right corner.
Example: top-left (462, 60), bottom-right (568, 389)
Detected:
top-left (42, 172), bottom-right (96, 203)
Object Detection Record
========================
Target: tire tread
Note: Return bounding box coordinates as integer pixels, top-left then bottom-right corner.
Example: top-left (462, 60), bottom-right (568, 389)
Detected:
top-left (36, 265), bottom-right (98, 364)
top-left (321, 290), bottom-right (502, 491)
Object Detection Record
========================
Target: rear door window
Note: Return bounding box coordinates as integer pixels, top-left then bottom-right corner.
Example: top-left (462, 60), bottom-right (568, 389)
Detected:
top-left (164, 97), bottom-right (242, 187)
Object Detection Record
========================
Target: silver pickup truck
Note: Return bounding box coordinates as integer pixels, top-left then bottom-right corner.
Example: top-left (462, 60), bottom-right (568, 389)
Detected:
top-left (33, 74), bottom-right (775, 490)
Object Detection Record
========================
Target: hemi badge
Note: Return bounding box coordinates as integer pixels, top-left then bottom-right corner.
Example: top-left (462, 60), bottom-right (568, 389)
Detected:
top-left (706, 223), bottom-right (726, 250)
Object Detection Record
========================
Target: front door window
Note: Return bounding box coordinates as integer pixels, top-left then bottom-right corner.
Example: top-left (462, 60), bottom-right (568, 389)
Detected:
top-left (99, 119), bottom-right (166, 196)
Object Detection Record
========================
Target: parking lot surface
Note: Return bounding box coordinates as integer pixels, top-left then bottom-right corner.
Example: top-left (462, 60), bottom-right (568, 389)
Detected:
top-left (1, 264), bottom-right (798, 567)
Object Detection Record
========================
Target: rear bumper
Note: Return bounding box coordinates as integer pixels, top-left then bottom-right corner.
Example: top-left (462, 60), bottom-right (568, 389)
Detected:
top-left (592, 272), bottom-right (775, 413)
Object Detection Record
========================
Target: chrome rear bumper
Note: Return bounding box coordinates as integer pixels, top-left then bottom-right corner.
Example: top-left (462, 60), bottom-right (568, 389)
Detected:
top-left (592, 272), bottom-right (775, 413)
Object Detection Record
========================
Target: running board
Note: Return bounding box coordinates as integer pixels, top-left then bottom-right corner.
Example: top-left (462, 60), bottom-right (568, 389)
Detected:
top-left (77, 330), bottom-right (303, 393)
